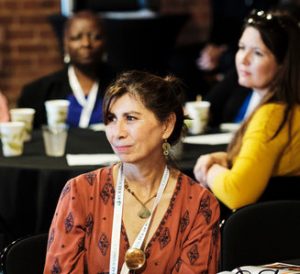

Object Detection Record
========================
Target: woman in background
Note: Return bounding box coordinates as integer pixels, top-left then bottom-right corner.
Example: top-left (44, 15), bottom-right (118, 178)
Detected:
top-left (18, 10), bottom-right (115, 128)
top-left (194, 9), bottom-right (300, 210)
top-left (44, 71), bottom-right (220, 273)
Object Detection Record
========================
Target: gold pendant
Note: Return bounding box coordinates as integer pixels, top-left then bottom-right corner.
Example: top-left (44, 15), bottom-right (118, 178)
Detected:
top-left (138, 206), bottom-right (151, 219)
top-left (125, 248), bottom-right (146, 270)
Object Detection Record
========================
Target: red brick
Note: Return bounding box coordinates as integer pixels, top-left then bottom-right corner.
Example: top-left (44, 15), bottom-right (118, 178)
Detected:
top-left (18, 44), bottom-right (49, 53)
top-left (0, 16), bottom-right (14, 24)
top-left (38, 57), bottom-right (63, 66)
top-left (0, 0), bottom-right (61, 105)
top-left (7, 30), bottom-right (35, 40)
top-left (0, 70), bottom-right (9, 78)
top-left (41, 1), bottom-right (59, 9)
top-left (3, 57), bottom-right (34, 67)
top-left (39, 30), bottom-right (57, 39)
top-left (0, 44), bottom-right (11, 53)
top-left (3, 1), bottom-right (20, 9)
top-left (22, 0), bottom-right (59, 10)
top-left (19, 16), bottom-right (48, 24)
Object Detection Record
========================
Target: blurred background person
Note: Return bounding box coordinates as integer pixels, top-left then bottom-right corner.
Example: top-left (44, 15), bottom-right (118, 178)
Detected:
top-left (204, 0), bottom-right (300, 128)
top-left (170, 0), bottom-right (279, 101)
top-left (193, 9), bottom-right (300, 210)
top-left (18, 10), bottom-right (115, 129)
top-left (44, 70), bottom-right (220, 273)
top-left (0, 92), bottom-right (9, 122)
top-left (196, 0), bottom-right (279, 75)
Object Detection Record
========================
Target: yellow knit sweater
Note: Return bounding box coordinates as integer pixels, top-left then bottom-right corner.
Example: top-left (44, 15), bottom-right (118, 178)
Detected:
top-left (211, 103), bottom-right (300, 209)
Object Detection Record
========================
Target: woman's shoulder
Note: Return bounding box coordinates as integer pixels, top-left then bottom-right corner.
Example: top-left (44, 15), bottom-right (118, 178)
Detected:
top-left (256, 102), bottom-right (285, 114)
top-left (249, 103), bottom-right (286, 128)
top-left (179, 172), bottom-right (219, 204)
top-left (257, 102), bottom-right (300, 114)
top-left (176, 172), bottom-right (220, 221)
top-left (246, 103), bottom-right (300, 139)
top-left (251, 102), bottom-right (300, 126)
top-left (23, 68), bottom-right (68, 89)
top-left (68, 166), bottom-right (114, 190)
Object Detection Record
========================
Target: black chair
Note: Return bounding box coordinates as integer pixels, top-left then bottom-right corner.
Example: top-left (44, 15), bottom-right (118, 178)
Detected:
top-left (220, 200), bottom-right (300, 271)
top-left (258, 176), bottom-right (300, 201)
top-left (0, 215), bottom-right (14, 253)
top-left (218, 176), bottom-right (300, 221)
top-left (0, 233), bottom-right (48, 274)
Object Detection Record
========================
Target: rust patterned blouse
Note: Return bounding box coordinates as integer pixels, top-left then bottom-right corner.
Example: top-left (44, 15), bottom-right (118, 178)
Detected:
top-left (43, 166), bottom-right (220, 274)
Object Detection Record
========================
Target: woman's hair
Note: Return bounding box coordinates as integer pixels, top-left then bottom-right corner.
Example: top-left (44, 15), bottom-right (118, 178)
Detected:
top-left (103, 70), bottom-right (186, 146)
top-left (63, 10), bottom-right (104, 38)
top-left (228, 9), bottom-right (300, 162)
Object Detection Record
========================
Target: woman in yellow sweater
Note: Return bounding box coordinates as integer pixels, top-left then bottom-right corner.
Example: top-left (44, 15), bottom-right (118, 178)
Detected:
top-left (193, 9), bottom-right (300, 210)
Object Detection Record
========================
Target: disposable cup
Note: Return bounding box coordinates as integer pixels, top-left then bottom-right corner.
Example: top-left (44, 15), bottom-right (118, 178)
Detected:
top-left (10, 108), bottom-right (35, 141)
top-left (185, 101), bottom-right (210, 135)
top-left (0, 121), bottom-right (25, 156)
top-left (45, 100), bottom-right (69, 127)
top-left (42, 124), bottom-right (68, 157)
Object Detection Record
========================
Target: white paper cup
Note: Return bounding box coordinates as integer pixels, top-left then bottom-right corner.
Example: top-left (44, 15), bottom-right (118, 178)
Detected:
top-left (185, 101), bottom-right (210, 135)
top-left (45, 100), bottom-right (69, 127)
top-left (42, 124), bottom-right (68, 157)
top-left (10, 108), bottom-right (35, 141)
top-left (0, 121), bottom-right (25, 156)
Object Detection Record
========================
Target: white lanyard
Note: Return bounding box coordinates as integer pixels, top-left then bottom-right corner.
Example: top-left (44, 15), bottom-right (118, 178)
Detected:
top-left (109, 165), bottom-right (170, 274)
top-left (110, 166), bottom-right (125, 274)
top-left (68, 66), bottom-right (99, 128)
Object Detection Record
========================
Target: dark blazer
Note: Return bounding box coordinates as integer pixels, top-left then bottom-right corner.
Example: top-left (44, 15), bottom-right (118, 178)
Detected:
top-left (204, 68), bottom-right (252, 127)
top-left (18, 64), bottom-right (115, 129)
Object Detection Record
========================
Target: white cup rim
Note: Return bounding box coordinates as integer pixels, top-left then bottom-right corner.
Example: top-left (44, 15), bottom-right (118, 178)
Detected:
top-left (10, 108), bottom-right (36, 114)
top-left (45, 100), bottom-right (70, 107)
top-left (0, 121), bottom-right (25, 128)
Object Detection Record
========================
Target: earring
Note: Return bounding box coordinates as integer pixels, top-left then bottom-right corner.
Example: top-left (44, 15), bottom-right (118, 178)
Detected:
top-left (64, 53), bottom-right (70, 64)
top-left (162, 139), bottom-right (171, 157)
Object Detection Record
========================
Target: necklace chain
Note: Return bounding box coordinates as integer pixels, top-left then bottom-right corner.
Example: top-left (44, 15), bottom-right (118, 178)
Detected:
top-left (124, 182), bottom-right (157, 219)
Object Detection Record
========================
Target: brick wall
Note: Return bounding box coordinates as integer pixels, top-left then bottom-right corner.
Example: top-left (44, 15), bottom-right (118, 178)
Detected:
top-left (0, 0), bottom-right (62, 107)
top-left (0, 0), bottom-right (210, 107)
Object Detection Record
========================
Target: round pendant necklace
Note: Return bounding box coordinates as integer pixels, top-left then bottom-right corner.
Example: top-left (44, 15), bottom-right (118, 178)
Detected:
top-left (125, 247), bottom-right (146, 270)
top-left (124, 182), bottom-right (157, 219)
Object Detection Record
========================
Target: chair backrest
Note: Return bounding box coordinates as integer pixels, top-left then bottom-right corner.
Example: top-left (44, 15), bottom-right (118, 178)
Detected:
top-left (0, 233), bottom-right (48, 274)
top-left (220, 200), bottom-right (300, 271)
top-left (258, 176), bottom-right (300, 201)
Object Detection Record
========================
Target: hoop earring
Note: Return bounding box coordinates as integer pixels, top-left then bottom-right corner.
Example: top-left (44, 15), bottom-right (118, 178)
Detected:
top-left (162, 139), bottom-right (171, 157)
top-left (64, 53), bottom-right (70, 64)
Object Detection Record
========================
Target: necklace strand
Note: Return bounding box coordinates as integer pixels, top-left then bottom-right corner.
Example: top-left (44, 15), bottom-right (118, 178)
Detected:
top-left (124, 182), bottom-right (157, 219)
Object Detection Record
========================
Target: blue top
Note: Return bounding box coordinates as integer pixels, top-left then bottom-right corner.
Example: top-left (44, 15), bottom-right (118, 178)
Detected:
top-left (234, 92), bottom-right (252, 123)
top-left (66, 94), bottom-right (103, 127)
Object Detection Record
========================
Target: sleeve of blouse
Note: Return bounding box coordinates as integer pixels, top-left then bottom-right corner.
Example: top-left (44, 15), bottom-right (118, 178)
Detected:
top-left (211, 104), bottom-right (288, 209)
top-left (172, 190), bottom-right (221, 274)
top-left (43, 177), bottom-right (89, 274)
